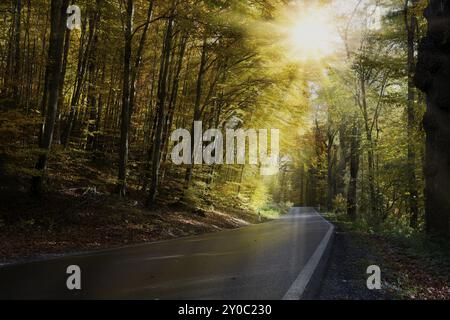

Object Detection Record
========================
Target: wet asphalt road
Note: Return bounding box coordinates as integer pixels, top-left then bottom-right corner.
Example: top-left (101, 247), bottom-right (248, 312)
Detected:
top-left (0, 207), bottom-right (332, 300)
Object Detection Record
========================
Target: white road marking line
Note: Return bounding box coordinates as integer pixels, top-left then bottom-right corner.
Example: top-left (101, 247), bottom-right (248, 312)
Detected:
top-left (282, 209), bottom-right (334, 300)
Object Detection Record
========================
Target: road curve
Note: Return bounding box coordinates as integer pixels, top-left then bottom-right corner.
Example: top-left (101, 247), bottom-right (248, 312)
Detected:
top-left (0, 207), bottom-right (333, 300)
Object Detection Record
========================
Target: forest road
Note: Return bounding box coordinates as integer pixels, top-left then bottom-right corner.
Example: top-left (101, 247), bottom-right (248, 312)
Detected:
top-left (0, 207), bottom-right (333, 300)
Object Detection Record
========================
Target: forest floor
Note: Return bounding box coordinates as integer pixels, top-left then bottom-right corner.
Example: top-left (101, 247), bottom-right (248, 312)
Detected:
top-left (318, 214), bottom-right (450, 300)
top-left (0, 185), bottom-right (273, 265)
top-left (0, 150), bottom-right (280, 265)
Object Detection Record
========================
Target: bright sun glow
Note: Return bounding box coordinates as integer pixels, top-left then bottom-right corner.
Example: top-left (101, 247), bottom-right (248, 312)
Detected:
top-left (277, 5), bottom-right (341, 61)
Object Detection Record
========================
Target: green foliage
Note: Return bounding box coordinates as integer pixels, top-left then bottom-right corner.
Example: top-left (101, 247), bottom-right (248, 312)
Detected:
top-left (332, 194), bottom-right (346, 214)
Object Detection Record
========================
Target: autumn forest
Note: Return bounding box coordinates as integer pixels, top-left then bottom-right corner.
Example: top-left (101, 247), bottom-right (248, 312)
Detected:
top-left (0, 0), bottom-right (449, 300)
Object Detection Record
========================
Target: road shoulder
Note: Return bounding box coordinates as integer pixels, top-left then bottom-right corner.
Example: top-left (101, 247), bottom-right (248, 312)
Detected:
top-left (317, 215), bottom-right (450, 300)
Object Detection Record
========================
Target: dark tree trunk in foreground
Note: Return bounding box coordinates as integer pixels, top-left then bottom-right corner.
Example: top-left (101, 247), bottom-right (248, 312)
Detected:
top-left (405, 0), bottom-right (419, 228)
top-left (31, 0), bottom-right (69, 195)
top-left (415, 0), bottom-right (450, 236)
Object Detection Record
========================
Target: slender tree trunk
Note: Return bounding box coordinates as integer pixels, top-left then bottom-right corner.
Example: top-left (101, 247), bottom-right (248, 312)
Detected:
top-left (326, 129), bottom-right (336, 211)
top-left (92, 62), bottom-right (106, 152)
top-left (359, 74), bottom-right (377, 220)
top-left (148, 9), bottom-right (175, 205)
top-left (55, 27), bottom-right (71, 145)
top-left (337, 124), bottom-right (347, 196)
top-left (62, 10), bottom-right (98, 147)
top-left (117, 0), bottom-right (134, 197)
top-left (129, 0), bottom-right (154, 123)
top-left (23, 0), bottom-right (31, 111)
top-left (298, 165), bottom-right (304, 205)
top-left (347, 122), bottom-right (360, 220)
top-left (36, 11), bottom-right (49, 109)
top-left (184, 34), bottom-right (208, 188)
top-left (86, 31), bottom-right (99, 151)
top-left (308, 167), bottom-right (317, 207)
top-left (160, 33), bottom-right (188, 171)
top-left (6, 0), bottom-right (22, 104)
top-left (13, 0), bottom-right (22, 104)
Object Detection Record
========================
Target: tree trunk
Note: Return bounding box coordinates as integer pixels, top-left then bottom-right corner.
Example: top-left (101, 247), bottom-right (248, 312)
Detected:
top-left (415, 0), bottom-right (450, 236)
top-left (31, 0), bottom-right (69, 195)
top-left (54, 27), bottom-right (71, 145)
top-left (337, 124), bottom-right (348, 196)
top-left (62, 9), bottom-right (98, 148)
top-left (86, 31), bottom-right (99, 151)
top-left (4, 0), bottom-right (22, 102)
top-left (129, 0), bottom-right (154, 123)
top-left (117, 0), bottom-right (134, 197)
top-left (184, 34), bottom-right (208, 188)
top-left (12, 0), bottom-right (22, 104)
top-left (160, 33), bottom-right (188, 176)
top-left (326, 138), bottom-right (335, 210)
top-left (359, 74), bottom-right (378, 220)
top-left (92, 62), bottom-right (106, 152)
top-left (347, 122), bottom-right (360, 220)
top-left (148, 9), bottom-right (175, 205)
